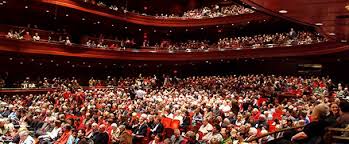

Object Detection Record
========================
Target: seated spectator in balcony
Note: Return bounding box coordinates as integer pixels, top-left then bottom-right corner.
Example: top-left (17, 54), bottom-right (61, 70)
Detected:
top-left (23, 32), bottom-right (31, 41)
top-left (64, 36), bottom-right (72, 45)
top-left (6, 30), bottom-right (14, 38)
top-left (32, 33), bottom-right (40, 41)
top-left (291, 103), bottom-right (332, 143)
top-left (86, 40), bottom-right (92, 47)
top-left (13, 31), bottom-right (24, 40)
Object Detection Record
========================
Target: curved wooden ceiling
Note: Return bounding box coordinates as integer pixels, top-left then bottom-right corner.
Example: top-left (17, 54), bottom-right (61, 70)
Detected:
top-left (241, 0), bottom-right (349, 41)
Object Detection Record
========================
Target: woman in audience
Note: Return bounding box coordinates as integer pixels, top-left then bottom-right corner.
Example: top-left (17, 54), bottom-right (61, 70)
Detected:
top-left (291, 103), bottom-right (332, 143)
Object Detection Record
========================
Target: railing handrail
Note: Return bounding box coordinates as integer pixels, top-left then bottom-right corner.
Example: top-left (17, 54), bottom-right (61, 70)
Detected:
top-left (245, 125), bottom-right (305, 142)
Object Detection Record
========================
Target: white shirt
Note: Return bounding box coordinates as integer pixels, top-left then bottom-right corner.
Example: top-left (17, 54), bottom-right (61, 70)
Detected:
top-left (198, 123), bottom-right (213, 134)
top-left (33, 35), bottom-right (40, 41)
top-left (135, 89), bottom-right (146, 98)
top-left (20, 136), bottom-right (35, 144)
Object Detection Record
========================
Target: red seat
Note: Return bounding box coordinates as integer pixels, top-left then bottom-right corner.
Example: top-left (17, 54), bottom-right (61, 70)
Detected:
top-left (171, 120), bottom-right (180, 129)
top-left (161, 117), bottom-right (172, 128)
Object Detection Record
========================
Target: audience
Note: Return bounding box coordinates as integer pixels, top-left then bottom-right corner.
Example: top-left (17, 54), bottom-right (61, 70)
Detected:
top-left (1, 74), bottom-right (348, 143)
top-left (81, 0), bottom-right (254, 19)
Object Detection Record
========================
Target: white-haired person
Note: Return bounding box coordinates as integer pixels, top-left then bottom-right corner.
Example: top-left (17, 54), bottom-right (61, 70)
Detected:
top-left (19, 130), bottom-right (35, 144)
top-left (291, 103), bottom-right (333, 143)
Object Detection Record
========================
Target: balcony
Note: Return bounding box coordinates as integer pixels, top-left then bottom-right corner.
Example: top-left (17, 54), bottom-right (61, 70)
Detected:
top-left (0, 37), bottom-right (347, 61)
top-left (35, 0), bottom-right (270, 27)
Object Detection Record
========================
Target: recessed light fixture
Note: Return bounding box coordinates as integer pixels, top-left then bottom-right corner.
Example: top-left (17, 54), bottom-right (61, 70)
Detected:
top-left (97, 21), bottom-right (100, 24)
top-left (329, 33), bottom-right (335, 36)
top-left (3, 1), bottom-right (6, 4)
top-left (169, 30), bottom-right (172, 32)
top-left (46, 10), bottom-right (50, 13)
top-left (153, 30), bottom-right (156, 32)
top-left (139, 28), bottom-right (142, 31)
top-left (278, 10), bottom-right (288, 14)
top-left (185, 29), bottom-right (188, 31)
top-left (247, 21), bottom-right (250, 24)
top-left (231, 24), bottom-right (234, 26)
top-left (315, 23), bottom-right (323, 26)
top-left (125, 26), bottom-right (128, 29)
top-left (25, 5), bottom-right (28, 8)
top-left (216, 25), bottom-right (219, 28)
top-left (111, 24), bottom-right (114, 27)
top-left (82, 18), bottom-right (85, 21)
top-left (65, 14), bottom-right (69, 17)
top-left (201, 27), bottom-right (204, 30)
top-left (346, 5), bottom-right (349, 11)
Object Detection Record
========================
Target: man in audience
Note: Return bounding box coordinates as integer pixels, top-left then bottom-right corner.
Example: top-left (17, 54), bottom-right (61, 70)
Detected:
top-left (92, 124), bottom-right (109, 144)
top-left (32, 33), bottom-right (40, 41)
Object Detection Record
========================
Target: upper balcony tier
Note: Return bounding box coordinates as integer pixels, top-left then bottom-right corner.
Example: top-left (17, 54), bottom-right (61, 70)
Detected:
top-left (33, 0), bottom-right (271, 27)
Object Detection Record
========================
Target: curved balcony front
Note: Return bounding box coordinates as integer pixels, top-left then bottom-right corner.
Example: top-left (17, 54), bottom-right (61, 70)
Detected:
top-left (36, 0), bottom-right (270, 27)
top-left (0, 37), bottom-right (347, 61)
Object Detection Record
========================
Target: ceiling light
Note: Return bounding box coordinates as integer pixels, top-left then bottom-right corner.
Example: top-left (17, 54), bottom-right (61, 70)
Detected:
top-left (3, 1), bottom-right (6, 4)
top-left (46, 10), bottom-right (50, 13)
top-left (169, 30), bottom-right (172, 32)
top-left (231, 24), bottom-right (234, 26)
top-left (185, 29), bottom-right (188, 31)
top-left (247, 21), bottom-right (250, 24)
top-left (153, 30), bottom-right (156, 32)
top-left (216, 25), bottom-right (219, 28)
top-left (97, 21), bottom-right (100, 24)
top-left (346, 5), bottom-right (349, 11)
top-left (315, 23), bottom-right (323, 26)
top-left (65, 14), bottom-right (69, 17)
top-left (111, 24), bottom-right (114, 27)
top-left (201, 27), bottom-right (204, 30)
top-left (139, 28), bottom-right (141, 31)
top-left (328, 33), bottom-right (335, 36)
top-left (125, 26), bottom-right (128, 29)
top-left (82, 18), bottom-right (85, 21)
top-left (278, 10), bottom-right (288, 14)
top-left (25, 5), bottom-right (28, 8)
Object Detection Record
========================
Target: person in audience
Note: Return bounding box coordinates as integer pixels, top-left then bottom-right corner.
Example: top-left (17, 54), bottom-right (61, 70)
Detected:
top-left (64, 36), bottom-right (72, 45)
top-left (23, 31), bottom-right (31, 40)
top-left (6, 30), bottom-right (14, 38)
top-left (19, 130), bottom-right (35, 144)
top-left (150, 117), bottom-right (164, 136)
top-left (291, 103), bottom-right (332, 143)
top-left (92, 124), bottom-right (109, 144)
top-left (170, 129), bottom-right (184, 144)
top-left (32, 33), bottom-right (40, 41)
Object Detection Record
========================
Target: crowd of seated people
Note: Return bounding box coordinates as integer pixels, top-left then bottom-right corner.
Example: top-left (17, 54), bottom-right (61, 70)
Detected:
top-left (158, 40), bottom-right (211, 51)
top-left (5, 28), bottom-right (72, 46)
top-left (0, 74), bottom-right (349, 144)
top-left (217, 30), bottom-right (326, 48)
top-left (80, 0), bottom-right (254, 19)
top-left (154, 4), bottom-right (254, 19)
top-left (3, 27), bottom-right (327, 51)
top-left (15, 77), bottom-right (81, 89)
top-left (85, 38), bottom-right (136, 50)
